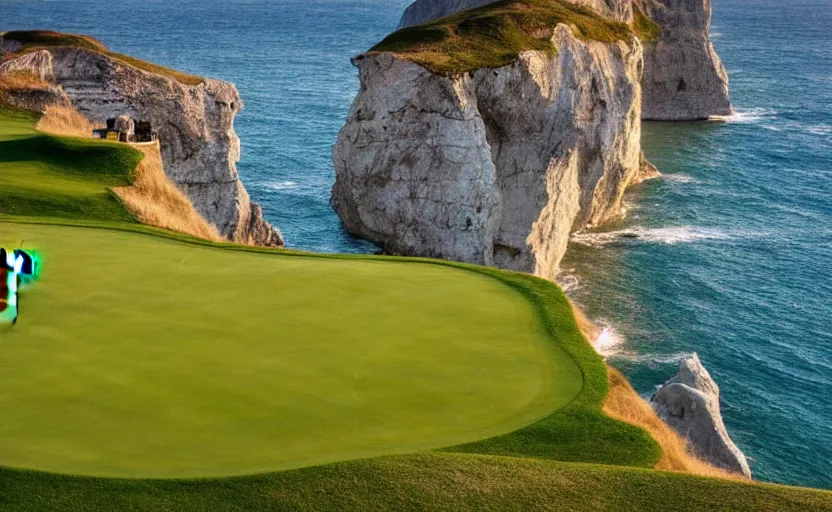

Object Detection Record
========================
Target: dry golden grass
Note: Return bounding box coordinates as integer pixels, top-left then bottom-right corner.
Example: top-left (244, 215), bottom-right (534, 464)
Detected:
top-left (35, 104), bottom-right (97, 137)
top-left (603, 366), bottom-right (744, 480)
top-left (31, 104), bottom-right (221, 242)
top-left (571, 302), bottom-right (601, 342)
top-left (569, 300), bottom-right (743, 480)
top-left (0, 70), bottom-right (50, 92)
top-left (113, 142), bottom-right (223, 242)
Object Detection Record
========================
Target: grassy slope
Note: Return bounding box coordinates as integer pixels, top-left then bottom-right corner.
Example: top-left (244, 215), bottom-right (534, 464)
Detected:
top-left (0, 221), bottom-right (582, 478)
top-left (1, 453), bottom-right (830, 512)
top-left (0, 104), bottom-right (142, 222)
top-left (371, 0), bottom-right (631, 73)
top-left (0, 107), bottom-right (830, 509)
top-left (1, 30), bottom-right (203, 86)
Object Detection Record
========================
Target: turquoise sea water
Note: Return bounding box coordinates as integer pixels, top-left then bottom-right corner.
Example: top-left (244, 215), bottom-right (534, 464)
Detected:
top-left (2, 0), bottom-right (829, 489)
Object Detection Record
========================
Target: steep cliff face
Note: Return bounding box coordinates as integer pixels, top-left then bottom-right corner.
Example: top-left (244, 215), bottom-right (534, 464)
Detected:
top-left (639, 0), bottom-right (731, 120)
top-left (0, 38), bottom-right (283, 246)
top-left (333, 26), bottom-right (653, 280)
top-left (652, 354), bottom-right (752, 477)
top-left (396, 0), bottom-right (730, 120)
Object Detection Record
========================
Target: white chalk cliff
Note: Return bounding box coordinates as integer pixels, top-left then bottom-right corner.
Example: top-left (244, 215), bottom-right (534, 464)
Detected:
top-left (397, 0), bottom-right (731, 120)
top-left (0, 37), bottom-right (283, 246)
top-left (333, 27), bottom-right (656, 280)
top-left (653, 354), bottom-right (752, 477)
top-left (639, 0), bottom-right (732, 120)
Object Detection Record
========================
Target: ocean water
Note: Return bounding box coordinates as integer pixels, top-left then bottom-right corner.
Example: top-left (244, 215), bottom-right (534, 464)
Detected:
top-left (564, 0), bottom-right (832, 488)
top-left (2, 0), bottom-right (829, 489)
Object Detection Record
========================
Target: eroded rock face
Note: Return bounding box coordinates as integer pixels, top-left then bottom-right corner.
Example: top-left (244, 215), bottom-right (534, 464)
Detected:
top-left (0, 45), bottom-right (283, 247)
top-left (332, 27), bottom-right (653, 279)
top-left (640, 0), bottom-right (732, 120)
top-left (396, 0), bottom-right (731, 120)
top-left (652, 354), bottom-right (752, 477)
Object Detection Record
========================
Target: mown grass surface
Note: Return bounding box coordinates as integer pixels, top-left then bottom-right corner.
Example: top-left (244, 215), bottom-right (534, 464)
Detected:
top-left (371, 0), bottom-right (632, 73)
top-left (1, 30), bottom-right (204, 86)
top-left (0, 104), bottom-right (141, 222)
top-left (1, 99), bottom-right (830, 509)
top-left (1, 453), bottom-right (830, 512)
top-left (445, 266), bottom-right (662, 468)
top-left (0, 222), bottom-right (580, 478)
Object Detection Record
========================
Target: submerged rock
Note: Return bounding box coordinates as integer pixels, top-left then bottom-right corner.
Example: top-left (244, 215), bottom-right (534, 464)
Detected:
top-left (652, 354), bottom-right (752, 477)
top-left (0, 37), bottom-right (283, 247)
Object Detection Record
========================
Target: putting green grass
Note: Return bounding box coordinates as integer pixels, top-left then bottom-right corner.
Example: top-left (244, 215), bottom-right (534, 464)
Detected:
top-left (0, 222), bottom-right (582, 478)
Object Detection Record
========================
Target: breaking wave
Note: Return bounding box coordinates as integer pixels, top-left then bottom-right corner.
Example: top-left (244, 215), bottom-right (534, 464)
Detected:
top-left (709, 107), bottom-right (776, 124)
top-left (662, 173), bottom-right (697, 184)
top-left (263, 180), bottom-right (298, 191)
top-left (555, 269), bottom-right (583, 293)
top-left (592, 324), bottom-right (626, 357)
top-left (571, 226), bottom-right (731, 248)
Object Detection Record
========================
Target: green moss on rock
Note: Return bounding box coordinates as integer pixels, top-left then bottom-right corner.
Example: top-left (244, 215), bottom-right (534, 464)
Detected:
top-left (371, 0), bottom-right (633, 74)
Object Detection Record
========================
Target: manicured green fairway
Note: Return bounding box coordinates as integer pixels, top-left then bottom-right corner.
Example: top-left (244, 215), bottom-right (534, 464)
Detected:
top-left (0, 222), bottom-right (582, 478)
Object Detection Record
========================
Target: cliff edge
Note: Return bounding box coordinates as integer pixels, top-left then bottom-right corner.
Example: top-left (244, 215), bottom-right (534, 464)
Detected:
top-left (0, 31), bottom-right (283, 247)
top-left (333, 1), bottom-right (656, 279)
top-left (397, 0), bottom-right (731, 120)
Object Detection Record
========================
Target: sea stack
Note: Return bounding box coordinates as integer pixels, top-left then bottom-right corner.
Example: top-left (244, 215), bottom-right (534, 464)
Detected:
top-left (652, 354), bottom-right (752, 478)
top-left (640, 0), bottom-right (732, 120)
top-left (333, 22), bottom-right (655, 280)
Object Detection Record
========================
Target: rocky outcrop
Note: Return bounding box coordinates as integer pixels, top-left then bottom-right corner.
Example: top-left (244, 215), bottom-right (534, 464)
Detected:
top-left (332, 27), bottom-right (653, 280)
top-left (0, 50), bottom-right (69, 111)
top-left (0, 40), bottom-right (283, 247)
top-left (652, 354), bottom-right (752, 477)
top-left (639, 0), bottom-right (732, 120)
top-left (396, 0), bottom-right (731, 120)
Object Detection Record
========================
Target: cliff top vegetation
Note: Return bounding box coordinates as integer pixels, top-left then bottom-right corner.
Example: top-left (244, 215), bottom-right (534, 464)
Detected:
top-left (1, 30), bottom-right (204, 86)
top-left (370, 0), bottom-right (633, 74)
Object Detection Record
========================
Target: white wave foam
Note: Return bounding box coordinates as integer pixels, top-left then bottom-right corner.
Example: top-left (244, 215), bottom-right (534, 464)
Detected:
top-left (264, 180), bottom-right (298, 191)
top-left (556, 270), bottom-right (583, 293)
top-left (571, 226), bottom-right (730, 248)
top-left (662, 173), bottom-right (697, 184)
top-left (593, 325), bottom-right (626, 357)
top-left (709, 107), bottom-right (776, 124)
top-left (610, 352), bottom-right (693, 366)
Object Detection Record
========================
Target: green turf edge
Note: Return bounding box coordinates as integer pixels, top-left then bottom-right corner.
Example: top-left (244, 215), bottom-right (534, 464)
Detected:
top-left (0, 103), bottom-right (146, 223)
top-left (443, 267), bottom-right (662, 467)
top-left (1, 215), bottom-right (661, 471)
top-left (1, 453), bottom-right (830, 512)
